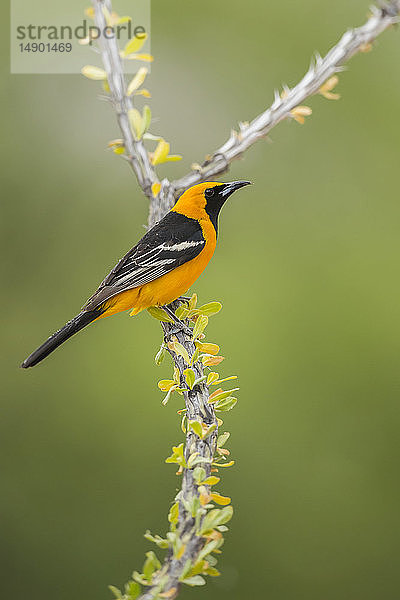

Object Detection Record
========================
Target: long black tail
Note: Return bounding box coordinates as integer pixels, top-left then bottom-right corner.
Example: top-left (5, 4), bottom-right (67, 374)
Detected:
top-left (21, 309), bottom-right (103, 369)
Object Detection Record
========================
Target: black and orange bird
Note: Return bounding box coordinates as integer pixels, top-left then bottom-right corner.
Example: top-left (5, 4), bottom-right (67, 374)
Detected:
top-left (21, 180), bottom-right (251, 368)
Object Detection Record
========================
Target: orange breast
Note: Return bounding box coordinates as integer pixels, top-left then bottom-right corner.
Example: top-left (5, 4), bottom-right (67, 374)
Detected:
top-left (96, 217), bottom-right (217, 320)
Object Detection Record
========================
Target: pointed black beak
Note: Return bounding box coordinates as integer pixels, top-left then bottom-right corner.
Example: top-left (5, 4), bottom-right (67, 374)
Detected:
top-left (220, 180), bottom-right (252, 198)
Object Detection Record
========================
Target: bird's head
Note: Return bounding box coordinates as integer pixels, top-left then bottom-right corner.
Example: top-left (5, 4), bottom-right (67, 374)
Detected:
top-left (173, 180), bottom-right (251, 230)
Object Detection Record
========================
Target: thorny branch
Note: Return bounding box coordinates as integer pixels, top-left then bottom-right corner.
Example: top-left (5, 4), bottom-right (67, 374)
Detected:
top-left (91, 1), bottom-right (400, 598)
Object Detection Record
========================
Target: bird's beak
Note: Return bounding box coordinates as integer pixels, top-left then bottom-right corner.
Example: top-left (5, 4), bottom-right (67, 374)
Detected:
top-left (220, 180), bottom-right (252, 198)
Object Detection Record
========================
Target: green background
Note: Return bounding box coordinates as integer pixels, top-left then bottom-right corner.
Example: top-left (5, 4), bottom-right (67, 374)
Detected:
top-left (2, 1), bottom-right (400, 599)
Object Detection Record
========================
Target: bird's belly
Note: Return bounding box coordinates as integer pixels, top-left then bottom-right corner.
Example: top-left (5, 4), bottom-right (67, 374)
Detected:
top-left (97, 243), bottom-right (215, 320)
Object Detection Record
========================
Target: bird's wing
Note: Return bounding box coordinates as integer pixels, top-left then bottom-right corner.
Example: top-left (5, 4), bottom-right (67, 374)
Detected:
top-left (83, 212), bottom-right (206, 310)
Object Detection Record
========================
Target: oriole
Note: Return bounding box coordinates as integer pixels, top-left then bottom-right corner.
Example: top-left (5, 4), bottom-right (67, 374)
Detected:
top-left (21, 180), bottom-right (251, 368)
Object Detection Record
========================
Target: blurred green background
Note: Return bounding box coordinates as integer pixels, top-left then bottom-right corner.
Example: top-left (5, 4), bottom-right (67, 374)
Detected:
top-left (2, 1), bottom-right (400, 599)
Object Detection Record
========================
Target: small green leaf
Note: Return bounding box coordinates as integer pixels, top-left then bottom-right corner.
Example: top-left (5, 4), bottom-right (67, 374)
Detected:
top-left (202, 475), bottom-right (220, 486)
top-left (143, 551), bottom-right (161, 580)
top-left (211, 375), bottom-right (238, 386)
top-left (168, 502), bottom-right (179, 525)
top-left (215, 396), bottom-right (238, 412)
top-left (165, 443), bottom-right (186, 467)
top-left (189, 420), bottom-right (203, 438)
top-left (193, 466), bottom-right (206, 483)
top-left (198, 302), bottom-right (222, 316)
top-left (207, 372), bottom-right (219, 385)
top-left (209, 389), bottom-right (239, 404)
top-left (154, 345), bottom-right (166, 365)
top-left (122, 33), bottom-right (148, 57)
top-left (175, 305), bottom-right (189, 320)
top-left (147, 306), bottom-right (174, 323)
top-left (188, 293), bottom-right (198, 310)
top-left (203, 423), bottom-right (217, 439)
top-left (126, 66), bottom-right (148, 96)
top-left (142, 105), bottom-right (152, 134)
top-left (217, 432), bottom-right (230, 447)
top-left (144, 530), bottom-right (169, 549)
top-left (124, 581), bottom-right (141, 599)
top-left (109, 585), bottom-right (122, 599)
top-left (192, 315), bottom-right (208, 341)
top-left (169, 340), bottom-right (191, 365)
top-left (181, 575), bottom-right (206, 586)
top-left (162, 385), bottom-right (178, 406)
top-left (197, 540), bottom-right (219, 562)
top-left (199, 506), bottom-right (234, 535)
top-left (81, 65), bottom-right (107, 80)
top-left (191, 348), bottom-right (200, 365)
top-left (184, 368), bottom-right (196, 389)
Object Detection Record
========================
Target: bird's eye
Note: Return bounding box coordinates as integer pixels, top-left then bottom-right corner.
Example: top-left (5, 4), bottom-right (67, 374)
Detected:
top-left (204, 188), bottom-right (215, 200)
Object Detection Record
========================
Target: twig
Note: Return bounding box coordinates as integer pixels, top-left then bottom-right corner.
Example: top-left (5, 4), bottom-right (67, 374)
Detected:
top-left (171, 2), bottom-right (400, 195)
top-left (92, 0), bottom-right (157, 199)
top-left (90, 1), bottom-right (400, 598)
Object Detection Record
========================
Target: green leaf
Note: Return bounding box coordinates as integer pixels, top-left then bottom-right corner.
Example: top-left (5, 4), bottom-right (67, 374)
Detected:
top-left (165, 443), bottom-right (186, 467)
top-left (142, 105), bottom-right (152, 135)
top-left (199, 506), bottom-right (233, 535)
top-left (188, 293), bottom-right (198, 310)
top-left (108, 585), bottom-right (122, 599)
top-left (169, 340), bottom-right (191, 365)
top-left (143, 551), bottom-right (161, 580)
top-left (126, 66), bottom-right (148, 96)
top-left (209, 389), bottom-right (239, 404)
top-left (181, 575), bottom-right (206, 587)
top-left (162, 385), bottom-right (178, 406)
top-left (168, 502), bottom-right (179, 525)
top-left (154, 345), bottom-right (166, 365)
top-left (147, 306), bottom-right (174, 323)
top-left (217, 432), bottom-right (230, 447)
top-left (193, 466), bottom-right (206, 484)
top-left (189, 420), bottom-right (203, 438)
top-left (197, 540), bottom-right (219, 562)
top-left (128, 108), bottom-right (143, 139)
top-left (215, 396), bottom-right (238, 412)
top-left (175, 305), bottom-right (189, 320)
top-left (203, 423), bottom-right (217, 439)
top-left (124, 581), bottom-right (141, 599)
top-left (191, 348), bottom-right (200, 365)
top-left (184, 368), bottom-right (196, 389)
top-left (198, 302), bottom-right (222, 316)
top-left (192, 315), bottom-right (208, 341)
top-left (81, 65), bottom-right (107, 80)
top-left (144, 530), bottom-right (169, 549)
top-left (202, 475), bottom-right (220, 486)
top-left (211, 375), bottom-right (238, 386)
top-left (122, 33), bottom-right (148, 57)
top-left (205, 566), bottom-right (221, 577)
top-left (207, 372), bottom-right (219, 385)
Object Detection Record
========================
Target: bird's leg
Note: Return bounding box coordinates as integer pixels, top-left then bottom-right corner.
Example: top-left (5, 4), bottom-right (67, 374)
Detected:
top-left (163, 305), bottom-right (192, 338)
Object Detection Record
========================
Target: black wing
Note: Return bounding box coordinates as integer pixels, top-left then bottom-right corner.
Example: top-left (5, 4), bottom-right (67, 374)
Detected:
top-left (83, 212), bottom-right (205, 310)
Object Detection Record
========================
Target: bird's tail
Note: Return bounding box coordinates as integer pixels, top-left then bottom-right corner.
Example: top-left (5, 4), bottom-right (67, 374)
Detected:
top-left (21, 308), bottom-right (103, 369)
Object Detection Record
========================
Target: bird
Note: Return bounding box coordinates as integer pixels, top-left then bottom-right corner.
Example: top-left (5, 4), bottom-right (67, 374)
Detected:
top-left (21, 180), bottom-right (251, 368)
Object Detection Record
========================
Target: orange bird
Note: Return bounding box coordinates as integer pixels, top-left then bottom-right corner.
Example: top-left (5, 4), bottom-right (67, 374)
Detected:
top-left (21, 180), bottom-right (251, 368)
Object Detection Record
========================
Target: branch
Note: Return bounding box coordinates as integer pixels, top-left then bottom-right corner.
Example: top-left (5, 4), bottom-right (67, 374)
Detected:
top-left (92, 0), bottom-right (157, 200)
top-left (171, 1), bottom-right (400, 195)
top-left (88, 1), bottom-right (400, 599)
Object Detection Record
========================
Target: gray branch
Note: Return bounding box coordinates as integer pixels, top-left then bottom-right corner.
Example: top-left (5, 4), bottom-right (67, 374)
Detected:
top-left (91, 1), bottom-right (400, 599)
top-left (171, 2), bottom-right (400, 195)
top-left (92, 0), bottom-right (157, 199)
